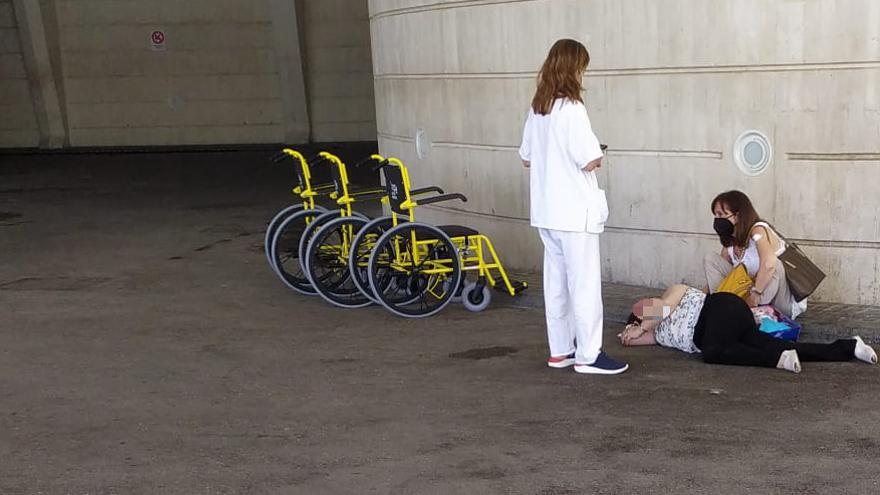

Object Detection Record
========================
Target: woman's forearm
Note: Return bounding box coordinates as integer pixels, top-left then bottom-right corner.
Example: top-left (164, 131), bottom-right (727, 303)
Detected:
top-left (753, 258), bottom-right (777, 293)
top-left (624, 331), bottom-right (657, 346)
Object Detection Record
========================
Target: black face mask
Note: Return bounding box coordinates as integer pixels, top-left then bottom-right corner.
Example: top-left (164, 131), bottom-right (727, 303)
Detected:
top-left (713, 217), bottom-right (735, 237)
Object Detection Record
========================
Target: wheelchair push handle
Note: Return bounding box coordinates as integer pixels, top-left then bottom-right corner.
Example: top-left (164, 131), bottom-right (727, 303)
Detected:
top-left (410, 186), bottom-right (445, 196)
top-left (352, 156), bottom-right (383, 169)
top-left (269, 150), bottom-right (287, 163)
top-left (307, 155), bottom-right (328, 167)
top-left (371, 159), bottom-right (391, 172)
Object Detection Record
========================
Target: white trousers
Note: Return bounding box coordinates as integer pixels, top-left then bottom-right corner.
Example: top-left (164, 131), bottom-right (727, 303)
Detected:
top-left (538, 228), bottom-right (604, 364)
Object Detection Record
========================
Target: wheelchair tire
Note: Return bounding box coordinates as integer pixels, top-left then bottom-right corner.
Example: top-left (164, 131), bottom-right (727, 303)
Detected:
top-left (348, 215), bottom-right (397, 304)
top-left (298, 209), bottom-right (367, 270)
top-left (305, 215), bottom-right (373, 309)
top-left (270, 208), bottom-right (324, 295)
top-left (447, 276), bottom-right (467, 303)
top-left (461, 281), bottom-right (492, 313)
top-left (367, 222), bottom-right (461, 318)
top-left (265, 204), bottom-right (326, 270)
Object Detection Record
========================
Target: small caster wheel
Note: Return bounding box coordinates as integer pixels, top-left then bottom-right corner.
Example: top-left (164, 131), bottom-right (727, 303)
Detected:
top-left (461, 281), bottom-right (492, 312)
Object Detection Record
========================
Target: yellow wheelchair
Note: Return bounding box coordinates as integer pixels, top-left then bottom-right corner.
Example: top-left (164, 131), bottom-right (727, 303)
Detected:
top-left (298, 152), bottom-right (387, 308)
top-left (265, 148), bottom-right (334, 294)
top-left (302, 154), bottom-right (451, 308)
top-left (362, 158), bottom-right (527, 318)
top-left (268, 149), bottom-right (382, 295)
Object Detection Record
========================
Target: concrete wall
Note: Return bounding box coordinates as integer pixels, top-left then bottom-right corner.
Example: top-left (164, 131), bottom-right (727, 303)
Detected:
top-left (1, 0), bottom-right (40, 147)
top-left (301, 0), bottom-right (376, 142)
top-left (2, 0), bottom-right (377, 148)
top-left (55, 0), bottom-right (307, 147)
top-left (369, 0), bottom-right (880, 305)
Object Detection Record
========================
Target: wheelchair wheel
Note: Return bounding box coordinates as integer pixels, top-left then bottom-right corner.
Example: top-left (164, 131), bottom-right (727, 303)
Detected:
top-left (348, 216), bottom-right (396, 303)
top-left (305, 216), bottom-right (372, 308)
top-left (297, 210), bottom-right (367, 270)
top-left (446, 276), bottom-right (467, 303)
top-left (265, 204), bottom-right (325, 270)
top-left (367, 222), bottom-right (461, 318)
top-left (461, 280), bottom-right (492, 312)
top-left (270, 208), bottom-right (323, 295)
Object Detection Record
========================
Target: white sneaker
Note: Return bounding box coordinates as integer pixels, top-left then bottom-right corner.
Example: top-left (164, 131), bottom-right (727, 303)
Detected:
top-left (777, 349), bottom-right (802, 373)
top-left (854, 336), bottom-right (877, 364)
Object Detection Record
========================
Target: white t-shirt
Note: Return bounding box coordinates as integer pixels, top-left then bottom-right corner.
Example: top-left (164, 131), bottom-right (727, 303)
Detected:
top-left (518, 98), bottom-right (604, 232)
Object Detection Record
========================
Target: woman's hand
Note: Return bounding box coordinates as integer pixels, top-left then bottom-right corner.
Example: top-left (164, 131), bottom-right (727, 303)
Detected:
top-left (747, 292), bottom-right (761, 308)
top-left (619, 324), bottom-right (645, 345)
top-left (583, 157), bottom-right (602, 172)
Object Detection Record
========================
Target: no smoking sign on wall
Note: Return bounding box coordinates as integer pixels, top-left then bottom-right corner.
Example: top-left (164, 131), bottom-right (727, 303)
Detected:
top-left (150, 30), bottom-right (166, 51)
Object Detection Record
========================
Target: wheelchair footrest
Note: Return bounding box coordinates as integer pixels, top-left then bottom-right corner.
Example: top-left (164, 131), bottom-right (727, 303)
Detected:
top-left (492, 276), bottom-right (528, 295)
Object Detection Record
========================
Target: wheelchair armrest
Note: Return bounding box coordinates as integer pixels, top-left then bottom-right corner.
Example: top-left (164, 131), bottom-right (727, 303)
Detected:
top-left (351, 187), bottom-right (386, 197)
top-left (411, 186), bottom-right (444, 196)
top-left (312, 183), bottom-right (336, 191)
top-left (351, 191), bottom-right (386, 202)
top-left (413, 193), bottom-right (467, 206)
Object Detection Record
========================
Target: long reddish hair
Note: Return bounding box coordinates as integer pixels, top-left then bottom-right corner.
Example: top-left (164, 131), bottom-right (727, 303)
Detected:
top-left (531, 39), bottom-right (590, 115)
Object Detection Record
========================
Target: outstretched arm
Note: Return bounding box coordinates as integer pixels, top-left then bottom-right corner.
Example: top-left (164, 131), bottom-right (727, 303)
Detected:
top-left (620, 325), bottom-right (657, 346)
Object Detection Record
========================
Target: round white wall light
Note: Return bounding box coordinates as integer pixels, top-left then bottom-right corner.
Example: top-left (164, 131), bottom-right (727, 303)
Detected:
top-left (733, 130), bottom-right (772, 176)
top-left (415, 128), bottom-right (429, 160)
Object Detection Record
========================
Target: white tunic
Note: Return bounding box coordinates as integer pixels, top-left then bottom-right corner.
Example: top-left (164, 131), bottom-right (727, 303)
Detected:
top-left (518, 98), bottom-right (604, 232)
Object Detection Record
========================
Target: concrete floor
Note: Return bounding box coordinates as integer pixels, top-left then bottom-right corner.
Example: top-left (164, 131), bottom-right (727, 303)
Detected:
top-left (2, 148), bottom-right (879, 494)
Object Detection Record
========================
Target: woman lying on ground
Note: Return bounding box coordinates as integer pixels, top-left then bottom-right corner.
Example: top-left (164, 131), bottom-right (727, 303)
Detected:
top-left (618, 284), bottom-right (876, 373)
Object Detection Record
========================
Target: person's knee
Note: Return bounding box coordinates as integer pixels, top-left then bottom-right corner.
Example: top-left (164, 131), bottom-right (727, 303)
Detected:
top-left (544, 300), bottom-right (569, 320)
top-left (704, 252), bottom-right (725, 270)
top-left (701, 346), bottom-right (724, 364)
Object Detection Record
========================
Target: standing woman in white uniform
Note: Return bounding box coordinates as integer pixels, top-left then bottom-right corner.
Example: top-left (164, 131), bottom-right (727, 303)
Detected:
top-left (518, 39), bottom-right (628, 375)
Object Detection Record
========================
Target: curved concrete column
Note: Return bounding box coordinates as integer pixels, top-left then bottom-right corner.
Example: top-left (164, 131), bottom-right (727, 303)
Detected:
top-left (13, 0), bottom-right (66, 148)
top-left (369, 0), bottom-right (880, 304)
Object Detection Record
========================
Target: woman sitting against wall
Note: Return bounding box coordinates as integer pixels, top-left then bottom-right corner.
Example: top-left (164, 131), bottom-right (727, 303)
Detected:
top-left (704, 190), bottom-right (807, 319)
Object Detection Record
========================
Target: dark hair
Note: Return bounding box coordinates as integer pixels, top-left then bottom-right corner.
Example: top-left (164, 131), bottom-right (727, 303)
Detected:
top-left (531, 39), bottom-right (590, 115)
top-left (711, 190), bottom-right (762, 248)
top-left (626, 312), bottom-right (642, 325)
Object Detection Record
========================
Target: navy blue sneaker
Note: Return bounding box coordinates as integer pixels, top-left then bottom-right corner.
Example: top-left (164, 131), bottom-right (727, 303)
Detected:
top-left (574, 352), bottom-right (628, 375)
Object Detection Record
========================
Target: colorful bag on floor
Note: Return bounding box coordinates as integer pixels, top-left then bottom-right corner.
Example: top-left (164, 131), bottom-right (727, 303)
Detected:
top-left (715, 263), bottom-right (753, 301)
top-left (752, 305), bottom-right (801, 341)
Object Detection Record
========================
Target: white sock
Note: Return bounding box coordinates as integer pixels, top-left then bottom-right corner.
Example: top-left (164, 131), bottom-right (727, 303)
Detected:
top-left (853, 336), bottom-right (877, 364)
top-left (776, 349), bottom-right (802, 373)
